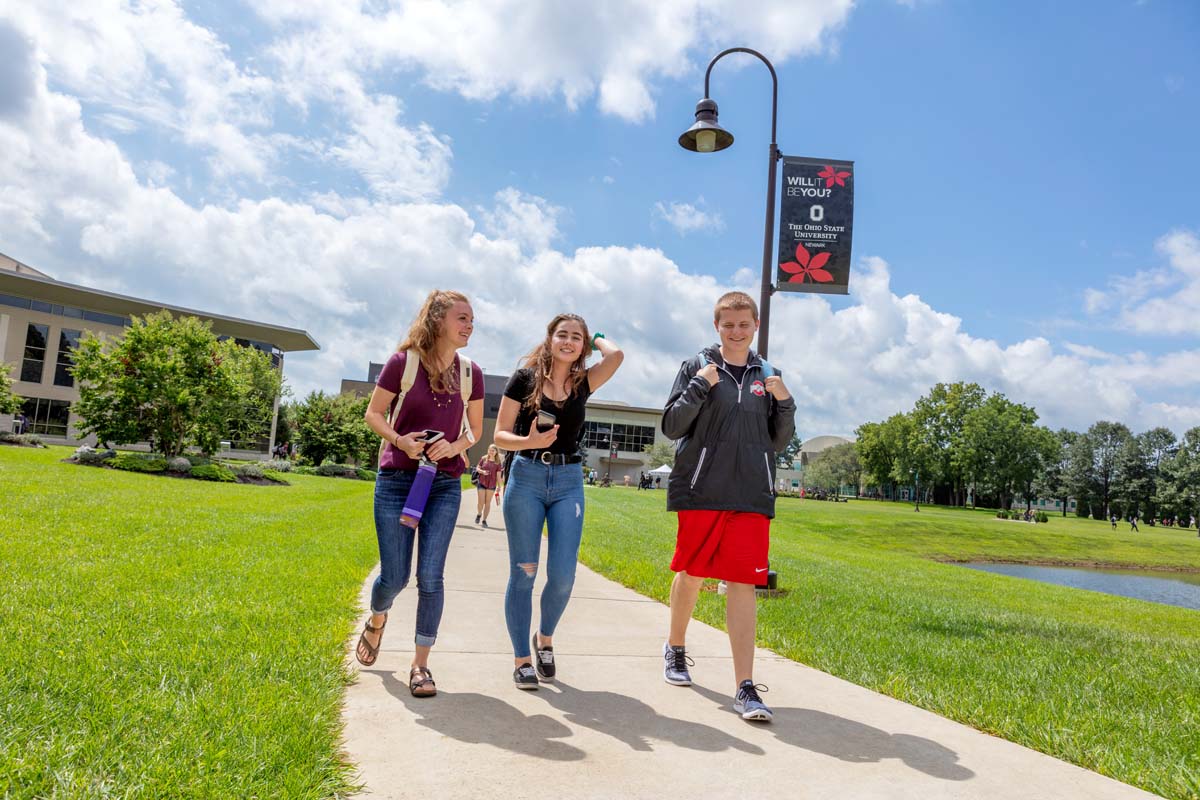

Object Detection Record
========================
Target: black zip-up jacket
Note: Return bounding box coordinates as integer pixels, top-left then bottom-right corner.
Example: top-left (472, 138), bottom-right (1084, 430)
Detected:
top-left (662, 345), bottom-right (797, 518)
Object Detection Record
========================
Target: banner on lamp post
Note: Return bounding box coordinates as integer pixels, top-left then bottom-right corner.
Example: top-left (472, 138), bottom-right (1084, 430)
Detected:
top-left (776, 156), bottom-right (854, 295)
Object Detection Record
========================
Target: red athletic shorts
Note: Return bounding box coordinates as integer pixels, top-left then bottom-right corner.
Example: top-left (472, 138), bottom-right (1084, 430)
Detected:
top-left (670, 510), bottom-right (770, 585)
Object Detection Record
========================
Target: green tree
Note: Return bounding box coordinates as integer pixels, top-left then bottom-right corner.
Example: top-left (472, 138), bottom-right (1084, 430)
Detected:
top-left (956, 394), bottom-right (1049, 509)
top-left (775, 433), bottom-right (802, 469)
top-left (855, 419), bottom-right (900, 498)
top-left (913, 381), bottom-right (986, 506)
top-left (72, 311), bottom-right (281, 457)
top-left (807, 442), bottom-right (860, 496)
top-left (0, 362), bottom-right (21, 415)
top-left (293, 391), bottom-right (376, 466)
top-left (643, 441), bottom-right (675, 468)
top-left (888, 412), bottom-right (938, 509)
top-left (216, 342), bottom-right (286, 451)
top-left (1035, 428), bottom-right (1078, 516)
top-left (1087, 421), bottom-right (1134, 520)
top-left (1066, 433), bottom-right (1098, 518)
top-left (1155, 427), bottom-right (1200, 528)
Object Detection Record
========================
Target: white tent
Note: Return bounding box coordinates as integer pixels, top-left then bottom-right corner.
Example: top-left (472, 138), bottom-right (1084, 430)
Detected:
top-left (649, 464), bottom-right (673, 475)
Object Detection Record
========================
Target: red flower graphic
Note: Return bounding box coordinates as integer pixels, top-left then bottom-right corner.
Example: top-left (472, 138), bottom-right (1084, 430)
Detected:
top-left (779, 243), bottom-right (833, 284)
top-left (817, 165), bottom-right (851, 188)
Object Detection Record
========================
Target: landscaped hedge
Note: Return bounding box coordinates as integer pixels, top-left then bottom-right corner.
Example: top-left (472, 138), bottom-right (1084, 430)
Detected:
top-left (111, 452), bottom-right (168, 473)
top-left (189, 464), bottom-right (236, 482)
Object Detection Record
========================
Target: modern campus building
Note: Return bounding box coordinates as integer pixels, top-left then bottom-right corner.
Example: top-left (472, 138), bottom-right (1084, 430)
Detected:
top-left (0, 251), bottom-right (318, 452)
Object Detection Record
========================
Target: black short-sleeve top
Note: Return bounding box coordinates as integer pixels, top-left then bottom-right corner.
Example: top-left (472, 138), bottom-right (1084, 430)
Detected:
top-left (503, 367), bottom-right (593, 456)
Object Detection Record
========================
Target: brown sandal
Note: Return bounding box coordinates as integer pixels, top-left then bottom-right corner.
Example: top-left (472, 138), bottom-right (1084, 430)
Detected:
top-left (409, 666), bottom-right (437, 697)
top-left (355, 615), bottom-right (387, 666)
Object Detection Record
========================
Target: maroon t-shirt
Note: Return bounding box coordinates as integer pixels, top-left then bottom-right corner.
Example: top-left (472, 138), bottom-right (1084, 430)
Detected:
top-left (476, 459), bottom-right (501, 490)
top-left (376, 351), bottom-right (484, 475)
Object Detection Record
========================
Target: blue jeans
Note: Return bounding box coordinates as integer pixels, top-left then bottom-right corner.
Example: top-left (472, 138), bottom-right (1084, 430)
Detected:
top-left (503, 456), bottom-right (585, 658)
top-left (371, 469), bottom-right (462, 647)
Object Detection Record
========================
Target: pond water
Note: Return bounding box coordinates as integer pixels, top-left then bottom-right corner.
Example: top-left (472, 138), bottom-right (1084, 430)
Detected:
top-left (961, 563), bottom-right (1200, 611)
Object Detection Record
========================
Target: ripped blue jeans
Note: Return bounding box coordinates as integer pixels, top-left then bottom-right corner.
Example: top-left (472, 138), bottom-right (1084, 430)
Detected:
top-left (502, 455), bottom-right (585, 658)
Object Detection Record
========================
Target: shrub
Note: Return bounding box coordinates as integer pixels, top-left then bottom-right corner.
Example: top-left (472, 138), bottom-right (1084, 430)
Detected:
top-left (74, 446), bottom-right (115, 465)
top-left (293, 465), bottom-right (317, 476)
top-left (262, 459), bottom-right (292, 473)
top-left (262, 470), bottom-right (290, 485)
top-left (316, 461), bottom-right (357, 478)
top-left (166, 457), bottom-right (192, 473)
top-left (229, 462), bottom-right (264, 479)
top-left (1036, 511), bottom-right (1049, 523)
top-left (111, 452), bottom-right (168, 473)
top-left (996, 510), bottom-right (1008, 520)
top-left (1, 432), bottom-right (46, 447)
top-left (189, 464), bottom-right (236, 482)
top-left (355, 468), bottom-right (377, 482)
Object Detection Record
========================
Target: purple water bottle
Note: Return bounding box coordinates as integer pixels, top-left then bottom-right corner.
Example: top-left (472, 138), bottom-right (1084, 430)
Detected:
top-left (400, 431), bottom-right (443, 529)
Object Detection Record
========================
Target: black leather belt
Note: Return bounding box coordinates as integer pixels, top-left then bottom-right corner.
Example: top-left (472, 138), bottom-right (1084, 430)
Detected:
top-left (519, 450), bottom-right (583, 465)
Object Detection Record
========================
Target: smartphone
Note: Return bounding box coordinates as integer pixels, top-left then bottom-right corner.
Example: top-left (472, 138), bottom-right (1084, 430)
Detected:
top-left (421, 430), bottom-right (445, 444)
top-left (535, 410), bottom-right (556, 432)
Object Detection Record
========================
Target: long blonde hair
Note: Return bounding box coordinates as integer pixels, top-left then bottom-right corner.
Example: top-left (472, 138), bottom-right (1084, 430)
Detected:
top-left (398, 289), bottom-right (470, 394)
top-left (485, 444), bottom-right (502, 464)
top-left (521, 313), bottom-right (591, 411)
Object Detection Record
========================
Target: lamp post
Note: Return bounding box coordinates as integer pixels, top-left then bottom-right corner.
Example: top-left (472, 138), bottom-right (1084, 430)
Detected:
top-left (679, 47), bottom-right (780, 358)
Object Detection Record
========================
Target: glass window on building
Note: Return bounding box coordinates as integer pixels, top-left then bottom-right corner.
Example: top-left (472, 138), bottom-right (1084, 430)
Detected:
top-left (582, 421), bottom-right (656, 453)
top-left (21, 397), bottom-right (71, 437)
top-left (21, 323), bottom-right (49, 383)
top-left (54, 329), bottom-right (82, 387)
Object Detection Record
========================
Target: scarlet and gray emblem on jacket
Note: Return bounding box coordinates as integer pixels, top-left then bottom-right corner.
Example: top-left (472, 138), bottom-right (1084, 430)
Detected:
top-left (661, 345), bottom-right (798, 519)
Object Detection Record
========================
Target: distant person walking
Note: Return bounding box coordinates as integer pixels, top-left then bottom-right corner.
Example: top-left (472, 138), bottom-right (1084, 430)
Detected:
top-left (356, 289), bottom-right (485, 699)
top-left (1111, 513), bottom-right (1118, 530)
top-left (474, 444), bottom-right (503, 528)
top-left (1129, 515), bottom-right (1139, 533)
top-left (494, 314), bottom-right (623, 690)
top-left (660, 291), bottom-right (796, 723)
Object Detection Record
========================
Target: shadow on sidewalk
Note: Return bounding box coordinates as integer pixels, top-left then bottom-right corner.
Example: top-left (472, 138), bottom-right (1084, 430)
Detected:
top-left (534, 679), bottom-right (765, 755)
top-left (364, 669), bottom-right (586, 762)
top-left (689, 683), bottom-right (974, 781)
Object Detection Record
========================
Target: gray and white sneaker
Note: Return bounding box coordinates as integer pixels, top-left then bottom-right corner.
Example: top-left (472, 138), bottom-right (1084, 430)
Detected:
top-left (663, 642), bottom-right (693, 686)
top-left (513, 663), bottom-right (539, 690)
top-left (733, 680), bottom-right (772, 722)
top-left (533, 632), bottom-right (555, 682)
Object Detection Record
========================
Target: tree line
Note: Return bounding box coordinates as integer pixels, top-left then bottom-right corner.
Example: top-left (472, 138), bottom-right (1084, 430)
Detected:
top-left (803, 382), bottom-right (1198, 524)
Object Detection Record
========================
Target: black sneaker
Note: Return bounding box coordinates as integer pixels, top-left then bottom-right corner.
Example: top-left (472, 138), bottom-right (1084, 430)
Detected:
top-left (481, 519), bottom-right (489, 528)
top-left (513, 663), bottom-right (539, 690)
top-left (474, 514), bottom-right (481, 524)
top-left (533, 632), bottom-right (555, 681)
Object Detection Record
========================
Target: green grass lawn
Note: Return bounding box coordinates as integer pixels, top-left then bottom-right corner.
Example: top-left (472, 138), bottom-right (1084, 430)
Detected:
top-left (0, 446), bottom-right (379, 799)
top-left (580, 488), bottom-right (1200, 800)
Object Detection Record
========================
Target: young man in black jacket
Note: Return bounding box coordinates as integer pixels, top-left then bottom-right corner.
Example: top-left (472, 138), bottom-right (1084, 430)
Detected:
top-left (660, 291), bottom-right (797, 722)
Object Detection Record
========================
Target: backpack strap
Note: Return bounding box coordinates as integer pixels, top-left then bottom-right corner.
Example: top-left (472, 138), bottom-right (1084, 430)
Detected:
top-left (378, 352), bottom-right (421, 461)
top-left (458, 358), bottom-right (475, 466)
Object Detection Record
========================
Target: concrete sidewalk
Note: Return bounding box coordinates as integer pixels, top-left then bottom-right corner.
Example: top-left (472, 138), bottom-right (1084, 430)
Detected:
top-left (341, 494), bottom-right (1160, 799)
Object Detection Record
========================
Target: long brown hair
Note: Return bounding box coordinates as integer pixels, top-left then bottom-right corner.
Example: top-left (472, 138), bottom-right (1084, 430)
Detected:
top-left (521, 313), bottom-right (591, 411)
top-left (398, 289), bottom-right (470, 394)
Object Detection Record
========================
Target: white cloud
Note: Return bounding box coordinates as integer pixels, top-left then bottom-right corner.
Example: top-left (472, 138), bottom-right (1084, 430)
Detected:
top-left (654, 198), bottom-right (725, 235)
top-left (1084, 229), bottom-right (1200, 335)
top-left (255, 0), bottom-right (854, 123)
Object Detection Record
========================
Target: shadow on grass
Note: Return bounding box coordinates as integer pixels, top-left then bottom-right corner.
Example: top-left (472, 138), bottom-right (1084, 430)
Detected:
top-left (689, 683), bottom-right (975, 781)
top-left (532, 679), bottom-right (765, 755)
top-left (365, 669), bottom-right (586, 762)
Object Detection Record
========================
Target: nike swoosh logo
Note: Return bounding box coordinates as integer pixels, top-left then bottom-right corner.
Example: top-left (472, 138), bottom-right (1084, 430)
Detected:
top-left (755, 567), bottom-right (768, 573)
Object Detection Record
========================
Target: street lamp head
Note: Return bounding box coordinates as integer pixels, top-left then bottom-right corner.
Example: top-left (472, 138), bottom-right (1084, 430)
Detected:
top-left (678, 97), bottom-right (734, 153)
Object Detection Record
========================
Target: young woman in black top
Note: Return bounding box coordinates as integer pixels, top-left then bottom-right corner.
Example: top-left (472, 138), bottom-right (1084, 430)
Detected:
top-left (493, 313), bottom-right (623, 689)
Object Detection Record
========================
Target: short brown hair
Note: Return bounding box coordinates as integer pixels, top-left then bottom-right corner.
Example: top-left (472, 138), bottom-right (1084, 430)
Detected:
top-left (714, 291), bottom-right (758, 323)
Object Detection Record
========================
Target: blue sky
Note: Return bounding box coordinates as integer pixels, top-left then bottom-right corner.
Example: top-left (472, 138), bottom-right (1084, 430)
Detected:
top-left (1, 1), bottom-right (1198, 436)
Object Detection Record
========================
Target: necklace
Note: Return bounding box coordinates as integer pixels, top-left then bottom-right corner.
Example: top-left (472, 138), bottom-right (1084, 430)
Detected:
top-left (430, 355), bottom-right (458, 408)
